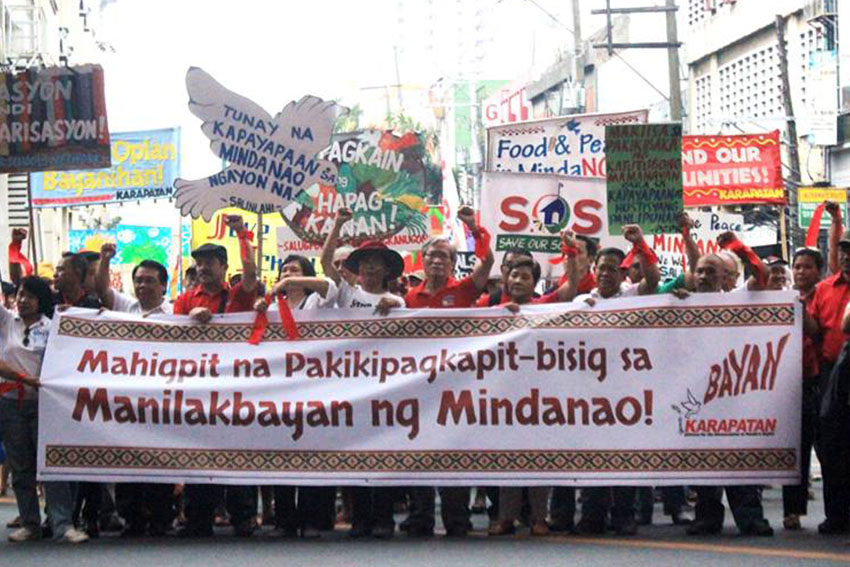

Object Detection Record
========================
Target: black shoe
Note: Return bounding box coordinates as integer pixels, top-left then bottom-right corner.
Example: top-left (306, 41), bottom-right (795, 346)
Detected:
top-left (100, 513), bottom-right (124, 533)
top-left (85, 524), bottom-right (100, 539)
top-left (614, 518), bottom-right (638, 536)
top-left (818, 519), bottom-right (849, 535)
top-left (406, 525), bottom-right (434, 538)
top-left (740, 519), bottom-right (773, 537)
top-left (686, 520), bottom-right (722, 536)
top-left (671, 512), bottom-right (693, 525)
top-left (176, 525), bottom-right (214, 538)
top-left (233, 519), bottom-right (256, 538)
top-left (40, 518), bottom-right (53, 539)
top-left (548, 521), bottom-right (576, 534)
top-left (148, 522), bottom-right (170, 537)
top-left (120, 524), bottom-right (147, 538)
top-left (445, 526), bottom-right (468, 538)
top-left (348, 525), bottom-right (371, 538)
top-left (575, 519), bottom-right (605, 535)
top-left (398, 516), bottom-right (413, 532)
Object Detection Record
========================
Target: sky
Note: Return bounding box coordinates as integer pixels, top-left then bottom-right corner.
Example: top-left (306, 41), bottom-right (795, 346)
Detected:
top-left (94, 0), bottom-right (667, 181)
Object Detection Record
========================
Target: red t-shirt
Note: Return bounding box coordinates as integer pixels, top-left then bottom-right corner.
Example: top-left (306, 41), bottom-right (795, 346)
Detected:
top-left (173, 281), bottom-right (257, 315)
top-left (809, 272), bottom-right (850, 365)
top-left (558, 271), bottom-right (596, 294)
top-left (405, 276), bottom-right (481, 309)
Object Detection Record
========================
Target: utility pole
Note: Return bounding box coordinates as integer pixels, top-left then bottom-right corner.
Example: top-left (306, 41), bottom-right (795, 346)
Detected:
top-left (572, 0), bottom-right (583, 82)
top-left (665, 0), bottom-right (682, 120)
top-left (775, 13), bottom-right (801, 254)
top-left (591, 1), bottom-right (682, 119)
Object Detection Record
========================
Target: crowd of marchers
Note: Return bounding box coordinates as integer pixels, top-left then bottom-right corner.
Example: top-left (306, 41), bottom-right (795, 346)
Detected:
top-left (0, 202), bottom-right (847, 544)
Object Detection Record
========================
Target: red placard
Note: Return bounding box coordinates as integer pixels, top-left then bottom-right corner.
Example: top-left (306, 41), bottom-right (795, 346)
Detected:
top-left (682, 131), bottom-right (784, 206)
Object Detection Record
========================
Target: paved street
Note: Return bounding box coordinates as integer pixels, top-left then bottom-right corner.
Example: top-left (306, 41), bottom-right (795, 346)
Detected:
top-left (1, 485), bottom-right (850, 566)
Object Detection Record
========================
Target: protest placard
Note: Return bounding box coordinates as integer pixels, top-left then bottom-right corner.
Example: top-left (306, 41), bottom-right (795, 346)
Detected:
top-left (0, 65), bottom-right (111, 173)
top-left (276, 129), bottom-right (430, 253)
top-left (30, 128), bottom-right (179, 207)
top-left (38, 292), bottom-right (801, 486)
top-left (485, 109), bottom-right (647, 177)
top-left (682, 132), bottom-right (784, 206)
top-left (479, 171), bottom-right (608, 278)
top-left (605, 123), bottom-right (682, 235)
top-left (174, 67), bottom-right (347, 220)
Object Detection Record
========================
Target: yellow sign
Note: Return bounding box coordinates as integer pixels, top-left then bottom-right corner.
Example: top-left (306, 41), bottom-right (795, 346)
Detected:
top-left (190, 207), bottom-right (288, 287)
top-left (797, 187), bottom-right (847, 203)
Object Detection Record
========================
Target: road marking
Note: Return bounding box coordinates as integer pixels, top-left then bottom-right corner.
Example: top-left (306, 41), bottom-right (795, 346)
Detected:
top-left (549, 536), bottom-right (850, 563)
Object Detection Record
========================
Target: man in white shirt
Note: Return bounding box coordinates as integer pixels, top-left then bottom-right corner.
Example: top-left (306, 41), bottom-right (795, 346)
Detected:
top-left (94, 243), bottom-right (172, 315)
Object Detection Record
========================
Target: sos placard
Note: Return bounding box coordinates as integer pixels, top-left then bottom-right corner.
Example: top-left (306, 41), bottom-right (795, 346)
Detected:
top-left (479, 171), bottom-right (608, 279)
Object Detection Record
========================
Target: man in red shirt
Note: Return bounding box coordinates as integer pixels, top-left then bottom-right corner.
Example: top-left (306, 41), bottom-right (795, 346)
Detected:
top-left (174, 215), bottom-right (260, 538)
top-left (401, 206), bottom-right (493, 537)
top-left (805, 228), bottom-right (850, 534)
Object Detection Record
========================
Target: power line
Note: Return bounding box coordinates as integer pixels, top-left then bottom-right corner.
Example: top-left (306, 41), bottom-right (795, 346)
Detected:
top-left (523, 0), bottom-right (669, 102)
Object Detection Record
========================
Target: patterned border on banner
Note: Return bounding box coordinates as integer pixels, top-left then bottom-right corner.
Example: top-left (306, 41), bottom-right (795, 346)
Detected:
top-left (56, 303), bottom-right (796, 343)
top-left (45, 445), bottom-right (796, 473)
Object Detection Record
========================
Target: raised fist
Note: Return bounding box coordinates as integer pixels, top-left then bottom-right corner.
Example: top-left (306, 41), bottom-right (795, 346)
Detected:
top-left (622, 224), bottom-right (644, 244)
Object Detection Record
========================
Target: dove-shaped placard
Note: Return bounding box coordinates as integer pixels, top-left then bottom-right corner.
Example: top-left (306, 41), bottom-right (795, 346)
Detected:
top-left (174, 67), bottom-right (348, 221)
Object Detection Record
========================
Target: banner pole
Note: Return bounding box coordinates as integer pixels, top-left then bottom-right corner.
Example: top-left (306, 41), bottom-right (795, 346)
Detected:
top-left (26, 176), bottom-right (39, 275)
top-left (257, 211), bottom-right (264, 284)
top-left (779, 205), bottom-right (789, 262)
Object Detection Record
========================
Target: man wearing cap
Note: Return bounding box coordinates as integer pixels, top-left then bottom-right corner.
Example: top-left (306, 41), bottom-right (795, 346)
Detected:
top-left (400, 205), bottom-right (494, 538)
top-left (173, 214), bottom-right (260, 537)
top-left (805, 228), bottom-right (850, 534)
top-left (320, 208), bottom-right (404, 538)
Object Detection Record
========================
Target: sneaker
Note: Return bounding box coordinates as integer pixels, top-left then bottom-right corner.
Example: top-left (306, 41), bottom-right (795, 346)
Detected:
top-left (59, 527), bottom-right (90, 544)
top-left (8, 526), bottom-right (41, 542)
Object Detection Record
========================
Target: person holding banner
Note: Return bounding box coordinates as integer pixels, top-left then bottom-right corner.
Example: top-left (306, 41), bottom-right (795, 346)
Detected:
top-left (320, 209), bottom-right (405, 539)
top-left (172, 214), bottom-right (260, 538)
top-left (399, 205), bottom-right (494, 538)
top-left (780, 247), bottom-right (825, 531)
top-left (572, 225), bottom-right (659, 536)
top-left (92, 243), bottom-right (173, 537)
top-left (254, 254), bottom-right (337, 538)
top-left (678, 254), bottom-right (774, 537)
top-left (0, 276), bottom-right (89, 543)
top-left (488, 236), bottom-right (580, 537)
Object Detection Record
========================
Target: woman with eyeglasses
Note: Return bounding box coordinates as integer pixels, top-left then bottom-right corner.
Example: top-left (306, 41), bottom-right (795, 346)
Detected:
top-left (0, 276), bottom-right (89, 544)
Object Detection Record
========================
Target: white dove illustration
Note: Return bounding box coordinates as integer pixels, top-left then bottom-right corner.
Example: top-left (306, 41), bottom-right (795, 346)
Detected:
top-left (680, 389), bottom-right (702, 418)
top-left (174, 67), bottom-right (348, 221)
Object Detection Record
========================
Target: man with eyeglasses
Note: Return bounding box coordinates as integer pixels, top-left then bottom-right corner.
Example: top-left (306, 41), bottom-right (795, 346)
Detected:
top-left (401, 205), bottom-right (494, 538)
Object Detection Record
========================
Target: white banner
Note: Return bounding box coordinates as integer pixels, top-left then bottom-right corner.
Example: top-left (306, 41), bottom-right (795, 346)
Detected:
top-left (479, 171), bottom-right (608, 280)
top-left (39, 292), bottom-right (801, 486)
top-left (485, 109), bottom-right (648, 177)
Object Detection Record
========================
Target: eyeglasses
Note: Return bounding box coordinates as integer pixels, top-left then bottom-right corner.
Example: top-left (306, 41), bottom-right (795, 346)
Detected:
top-left (22, 326), bottom-right (31, 347)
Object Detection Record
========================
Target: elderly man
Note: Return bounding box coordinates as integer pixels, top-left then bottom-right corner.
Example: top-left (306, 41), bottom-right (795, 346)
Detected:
top-left (400, 206), bottom-right (494, 537)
